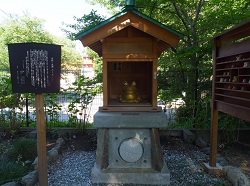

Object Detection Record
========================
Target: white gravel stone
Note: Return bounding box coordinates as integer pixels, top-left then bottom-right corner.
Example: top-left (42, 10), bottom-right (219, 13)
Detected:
top-left (47, 138), bottom-right (229, 186)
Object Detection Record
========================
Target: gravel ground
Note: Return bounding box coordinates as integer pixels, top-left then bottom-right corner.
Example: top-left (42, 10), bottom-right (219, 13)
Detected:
top-left (47, 136), bottom-right (229, 186)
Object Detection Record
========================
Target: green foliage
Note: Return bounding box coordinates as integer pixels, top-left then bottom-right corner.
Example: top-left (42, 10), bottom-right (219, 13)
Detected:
top-left (61, 8), bottom-right (105, 81)
top-left (154, 0), bottom-right (249, 107)
top-left (0, 75), bottom-right (25, 137)
top-left (0, 138), bottom-right (36, 185)
top-left (45, 120), bottom-right (65, 127)
top-left (219, 114), bottom-right (250, 142)
top-left (6, 137), bottom-right (37, 162)
top-left (53, 37), bottom-right (82, 67)
top-left (0, 109), bottom-right (25, 138)
top-left (0, 14), bottom-right (83, 129)
top-left (158, 89), bottom-right (178, 104)
top-left (0, 15), bottom-right (82, 69)
top-left (85, 47), bottom-right (103, 83)
top-left (45, 93), bottom-right (62, 129)
top-left (171, 96), bottom-right (211, 129)
top-left (66, 75), bottom-right (99, 130)
top-left (172, 100), bottom-right (250, 136)
top-left (86, 0), bottom-right (124, 11)
top-left (0, 15), bottom-right (53, 68)
top-left (0, 15), bottom-right (53, 44)
top-left (20, 94), bottom-right (36, 127)
top-left (62, 10), bottom-right (106, 39)
top-left (0, 76), bottom-right (21, 109)
top-left (0, 161), bottom-right (30, 185)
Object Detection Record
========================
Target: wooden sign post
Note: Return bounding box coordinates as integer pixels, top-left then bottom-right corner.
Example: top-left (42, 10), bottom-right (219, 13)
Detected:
top-left (8, 43), bottom-right (61, 185)
top-left (35, 93), bottom-right (48, 185)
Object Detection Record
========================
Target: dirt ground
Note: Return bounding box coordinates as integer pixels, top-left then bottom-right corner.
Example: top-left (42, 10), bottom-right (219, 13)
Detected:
top-left (218, 141), bottom-right (250, 179)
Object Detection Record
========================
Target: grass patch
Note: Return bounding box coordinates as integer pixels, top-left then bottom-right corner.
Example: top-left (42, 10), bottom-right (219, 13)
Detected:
top-left (0, 161), bottom-right (30, 185)
top-left (0, 137), bottom-right (37, 184)
top-left (6, 137), bottom-right (37, 162)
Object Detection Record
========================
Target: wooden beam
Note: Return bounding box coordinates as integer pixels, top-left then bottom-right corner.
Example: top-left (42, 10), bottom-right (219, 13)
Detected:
top-left (35, 93), bottom-right (48, 186)
top-left (103, 54), bottom-right (157, 59)
top-left (216, 101), bottom-right (250, 122)
top-left (99, 106), bottom-right (161, 112)
top-left (215, 20), bottom-right (250, 44)
top-left (217, 38), bottom-right (250, 58)
top-left (103, 58), bottom-right (155, 62)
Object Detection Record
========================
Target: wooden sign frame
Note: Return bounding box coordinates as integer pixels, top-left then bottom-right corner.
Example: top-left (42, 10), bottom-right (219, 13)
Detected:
top-left (207, 20), bottom-right (250, 174)
top-left (8, 43), bottom-right (61, 93)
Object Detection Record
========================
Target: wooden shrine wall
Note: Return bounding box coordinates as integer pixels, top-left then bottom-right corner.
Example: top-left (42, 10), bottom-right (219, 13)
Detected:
top-left (213, 21), bottom-right (250, 122)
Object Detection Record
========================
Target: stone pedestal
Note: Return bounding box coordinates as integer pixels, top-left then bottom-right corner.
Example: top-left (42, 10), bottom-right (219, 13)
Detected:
top-left (91, 112), bottom-right (170, 185)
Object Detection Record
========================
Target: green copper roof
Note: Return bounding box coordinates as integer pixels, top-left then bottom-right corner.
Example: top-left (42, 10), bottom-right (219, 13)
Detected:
top-left (75, 6), bottom-right (183, 40)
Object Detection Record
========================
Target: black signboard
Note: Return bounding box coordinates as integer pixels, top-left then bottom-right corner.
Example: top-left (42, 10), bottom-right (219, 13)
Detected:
top-left (8, 43), bottom-right (61, 93)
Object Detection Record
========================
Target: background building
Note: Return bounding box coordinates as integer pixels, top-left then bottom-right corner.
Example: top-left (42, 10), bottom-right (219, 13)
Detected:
top-left (81, 51), bottom-right (94, 78)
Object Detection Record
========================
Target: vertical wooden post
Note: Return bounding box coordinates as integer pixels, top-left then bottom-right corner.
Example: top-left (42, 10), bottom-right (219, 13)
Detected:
top-left (152, 39), bottom-right (158, 109)
top-left (103, 59), bottom-right (108, 107)
top-left (35, 93), bottom-right (48, 186)
top-left (152, 58), bottom-right (157, 108)
top-left (209, 46), bottom-right (219, 167)
top-left (209, 108), bottom-right (219, 167)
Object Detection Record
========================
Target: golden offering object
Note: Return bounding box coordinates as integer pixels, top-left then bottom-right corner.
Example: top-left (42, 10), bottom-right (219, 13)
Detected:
top-left (120, 81), bottom-right (141, 103)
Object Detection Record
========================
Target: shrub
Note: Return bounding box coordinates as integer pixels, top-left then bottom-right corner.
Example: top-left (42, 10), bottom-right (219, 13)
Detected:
top-left (172, 98), bottom-right (211, 129)
top-left (0, 160), bottom-right (29, 185)
top-left (67, 75), bottom-right (97, 131)
top-left (0, 109), bottom-right (23, 138)
top-left (6, 137), bottom-right (37, 162)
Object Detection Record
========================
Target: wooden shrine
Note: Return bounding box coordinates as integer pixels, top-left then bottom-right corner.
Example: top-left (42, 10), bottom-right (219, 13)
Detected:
top-left (76, 2), bottom-right (182, 112)
top-left (77, 1), bottom-right (182, 185)
top-left (207, 19), bottom-right (250, 173)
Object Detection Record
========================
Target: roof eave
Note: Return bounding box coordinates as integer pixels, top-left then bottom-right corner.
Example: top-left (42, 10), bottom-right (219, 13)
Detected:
top-left (75, 7), bottom-right (183, 42)
top-left (130, 9), bottom-right (183, 38)
top-left (75, 9), bottom-right (127, 40)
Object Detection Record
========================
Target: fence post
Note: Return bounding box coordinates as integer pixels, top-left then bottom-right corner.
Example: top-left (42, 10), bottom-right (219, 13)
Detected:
top-left (26, 97), bottom-right (29, 127)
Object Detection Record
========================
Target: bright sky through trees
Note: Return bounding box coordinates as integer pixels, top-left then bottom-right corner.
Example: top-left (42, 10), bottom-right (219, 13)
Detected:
top-left (0, 0), bottom-right (110, 37)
